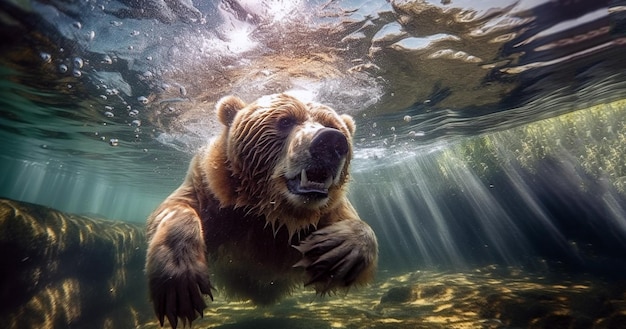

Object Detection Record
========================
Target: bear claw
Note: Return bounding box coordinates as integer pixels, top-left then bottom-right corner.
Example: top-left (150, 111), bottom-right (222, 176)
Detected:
top-left (150, 270), bottom-right (214, 329)
top-left (293, 220), bottom-right (377, 292)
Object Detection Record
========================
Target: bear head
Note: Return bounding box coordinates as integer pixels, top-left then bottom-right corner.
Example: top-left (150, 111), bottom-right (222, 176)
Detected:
top-left (207, 93), bottom-right (356, 236)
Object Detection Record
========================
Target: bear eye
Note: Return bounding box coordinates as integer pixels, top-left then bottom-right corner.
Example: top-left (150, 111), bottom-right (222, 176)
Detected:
top-left (277, 116), bottom-right (296, 131)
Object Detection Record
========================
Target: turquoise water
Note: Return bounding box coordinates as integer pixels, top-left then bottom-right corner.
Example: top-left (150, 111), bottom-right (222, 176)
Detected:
top-left (2, 0), bottom-right (626, 328)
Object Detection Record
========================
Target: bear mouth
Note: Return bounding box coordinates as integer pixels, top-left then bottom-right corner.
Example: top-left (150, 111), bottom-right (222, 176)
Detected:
top-left (287, 168), bottom-right (335, 199)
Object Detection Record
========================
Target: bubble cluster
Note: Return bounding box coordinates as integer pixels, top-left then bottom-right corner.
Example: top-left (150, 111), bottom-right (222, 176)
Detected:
top-left (109, 138), bottom-right (119, 146)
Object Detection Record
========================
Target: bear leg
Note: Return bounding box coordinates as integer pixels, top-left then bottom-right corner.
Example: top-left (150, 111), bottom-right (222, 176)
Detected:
top-left (146, 205), bottom-right (214, 328)
top-left (294, 219), bottom-right (378, 293)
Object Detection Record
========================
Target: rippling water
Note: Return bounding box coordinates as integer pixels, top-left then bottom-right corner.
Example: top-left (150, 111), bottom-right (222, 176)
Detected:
top-left (1, 0), bottom-right (626, 272)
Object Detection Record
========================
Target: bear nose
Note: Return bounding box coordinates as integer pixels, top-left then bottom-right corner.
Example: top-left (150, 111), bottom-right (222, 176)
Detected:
top-left (309, 128), bottom-right (349, 163)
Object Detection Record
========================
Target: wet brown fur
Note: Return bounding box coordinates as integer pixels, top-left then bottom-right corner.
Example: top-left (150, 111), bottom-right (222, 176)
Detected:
top-left (145, 94), bottom-right (377, 328)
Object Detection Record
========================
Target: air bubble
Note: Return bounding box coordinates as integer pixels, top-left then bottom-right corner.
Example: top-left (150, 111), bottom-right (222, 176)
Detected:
top-left (104, 106), bottom-right (114, 111)
top-left (101, 55), bottom-right (112, 64)
top-left (86, 31), bottom-right (95, 41)
top-left (109, 138), bottom-right (119, 146)
top-left (129, 109), bottom-right (139, 117)
top-left (137, 96), bottom-right (149, 104)
top-left (131, 119), bottom-right (141, 127)
top-left (146, 56), bottom-right (153, 61)
top-left (40, 52), bottom-right (52, 63)
top-left (58, 64), bottom-right (68, 73)
top-left (403, 115), bottom-right (412, 122)
top-left (104, 111), bottom-right (114, 118)
top-left (99, 95), bottom-right (108, 100)
top-left (72, 22), bottom-right (82, 29)
top-left (72, 69), bottom-right (82, 77)
top-left (73, 57), bottom-right (84, 68)
top-left (130, 30), bottom-right (140, 36)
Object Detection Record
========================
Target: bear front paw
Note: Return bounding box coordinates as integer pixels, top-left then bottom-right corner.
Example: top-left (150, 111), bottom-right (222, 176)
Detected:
top-left (146, 205), bottom-right (216, 328)
top-left (293, 219), bottom-right (378, 293)
top-left (148, 259), bottom-right (214, 329)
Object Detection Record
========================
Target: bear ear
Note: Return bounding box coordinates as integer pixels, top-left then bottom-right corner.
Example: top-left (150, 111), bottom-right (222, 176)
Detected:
top-left (216, 95), bottom-right (247, 126)
top-left (341, 114), bottom-right (356, 135)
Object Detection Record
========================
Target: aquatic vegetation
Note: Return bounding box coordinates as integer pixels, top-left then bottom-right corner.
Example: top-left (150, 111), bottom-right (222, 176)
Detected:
top-left (448, 98), bottom-right (626, 194)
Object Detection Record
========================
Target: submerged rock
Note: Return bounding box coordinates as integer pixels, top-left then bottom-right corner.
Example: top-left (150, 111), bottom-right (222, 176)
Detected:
top-left (380, 286), bottom-right (415, 304)
top-left (0, 198), bottom-right (150, 329)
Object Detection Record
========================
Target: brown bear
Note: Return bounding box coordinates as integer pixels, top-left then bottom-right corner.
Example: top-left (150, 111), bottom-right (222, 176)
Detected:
top-left (145, 93), bottom-right (378, 328)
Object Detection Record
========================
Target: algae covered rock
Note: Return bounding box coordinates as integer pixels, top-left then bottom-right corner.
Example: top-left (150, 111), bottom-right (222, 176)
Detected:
top-left (0, 198), bottom-right (150, 329)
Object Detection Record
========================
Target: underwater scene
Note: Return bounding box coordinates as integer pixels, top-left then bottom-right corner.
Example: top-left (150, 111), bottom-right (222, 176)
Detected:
top-left (2, 0), bottom-right (626, 328)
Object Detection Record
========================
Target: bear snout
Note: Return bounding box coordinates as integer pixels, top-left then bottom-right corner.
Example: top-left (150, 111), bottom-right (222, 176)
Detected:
top-left (309, 128), bottom-right (349, 164)
top-left (285, 128), bottom-right (349, 200)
